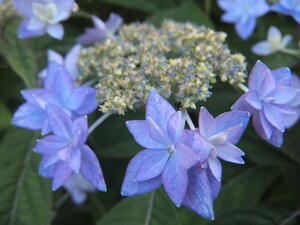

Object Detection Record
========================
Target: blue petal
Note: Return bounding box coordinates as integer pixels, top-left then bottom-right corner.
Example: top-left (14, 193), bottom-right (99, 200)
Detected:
top-left (46, 104), bottom-right (73, 139)
top-left (80, 145), bottom-right (107, 191)
top-left (272, 68), bottom-right (292, 86)
top-left (175, 143), bottom-right (199, 169)
top-left (66, 86), bottom-right (98, 115)
top-left (180, 129), bottom-right (212, 165)
top-left (65, 44), bottom-right (81, 80)
top-left (126, 120), bottom-right (167, 149)
top-left (252, 111), bottom-right (274, 140)
top-left (135, 149), bottom-right (170, 181)
top-left (121, 150), bottom-right (163, 196)
top-left (77, 28), bottom-right (107, 45)
top-left (231, 93), bottom-right (256, 114)
top-left (52, 161), bottom-right (73, 190)
top-left (167, 111), bottom-right (184, 145)
top-left (12, 103), bottom-right (45, 130)
top-left (270, 87), bottom-right (299, 104)
top-left (147, 117), bottom-right (170, 146)
top-left (46, 23), bottom-right (64, 40)
top-left (259, 70), bottom-right (276, 98)
top-left (105, 13), bottom-right (123, 33)
top-left (235, 16), bottom-right (256, 40)
top-left (263, 104), bottom-right (285, 132)
top-left (146, 91), bottom-right (176, 135)
top-left (248, 60), bottom-right (269, 91)
top-left (13, 0), bottom-right (33, 16)
top-left (216, 143), bottom-right (245, 164)
top-left (199, 107), bottom-right (215, 139)
top-left (183, 167), bottom-right (221, 220)
top-left (72, 116), bottom-right (88, 145)
top-left (18, 19), bottom-right (45, 39)
top-left (34, 135), bottom-right (67, 155)
top-left (69, 147), bottom-right (81, 173)
top-left (208, 158), bottom-right (222, 182)
top-left (162, 156), bottom-right (188, 207)
top-left (245, 91), bottom-right (262, 110)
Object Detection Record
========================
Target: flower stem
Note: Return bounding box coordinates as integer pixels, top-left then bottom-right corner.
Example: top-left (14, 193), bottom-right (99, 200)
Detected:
top-left (88, 112), bottom-right (112, 135)
top-left (279, 209), bottom-right (300, 225)
top-left (280, 48), bottom-right (300, 56)
top-left (181, 108), bottom-right (195, 130)
top-left (237, 83), bottom-right (249, 92)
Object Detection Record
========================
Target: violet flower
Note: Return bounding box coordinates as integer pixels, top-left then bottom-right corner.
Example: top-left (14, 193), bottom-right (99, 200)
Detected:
top-left (12, 62), bottom-right (97, 134)
top-left (232, 61), bottom-right (299, 147)
top-left (285, 74), bottom-right (300, 128)
top-left (121, 91), bottom-right (211, 207)
top-left (13, 0), bottom-right (74, 39)
top-left (34, 104), bottom-right (106, 191)
top-left (217, 0), bottom-right (269, 40)
top-left (77, 13), bottom-right (123, 45)
top-left (272, 0), bottom-right (300, 23)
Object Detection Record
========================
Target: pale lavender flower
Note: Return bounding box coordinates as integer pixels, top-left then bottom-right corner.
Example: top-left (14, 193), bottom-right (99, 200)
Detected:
top-left (232, 60), bottom-right (299, 147)
top-left (252, 26), bottom-right (293, 56)
top-left (272, 0), bottom-right (300, 23)
top-left (77, 13), bottom-right (123, 45)
top-left (285, 74), bottom-right (300, 128)
top-left (197, 107), bottom-right (250, 182)
top-left (217, 0), bottom-right (270, 40)
top-left (12, 62), bottom-right (97, 134)
top-left (13, 0), bottom-right (74, 39)
top-left (39, 44), bottom-right (81, 81)
top-left (34, 104), bottom-right (106, 191)
top-left (121, 91), bottom-right (211, 207)
top-left (63, 173), bottom-right (96, 204)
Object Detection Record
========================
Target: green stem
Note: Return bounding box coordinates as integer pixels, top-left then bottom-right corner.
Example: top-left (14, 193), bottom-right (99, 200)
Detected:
top-left (237, 83), bottom-right (249, 93)
top-left (88, 112), bottom-right (112, 135)
top-left (280, 48), bottom-right (300, 56)
top-left (204, 0), bottom-right (212, 15)
top-left (181, 108), bottom-right (195, 130)
top-left (279, 209), bottom-right (300, 225)
top-left (144, 191), bottom-right (155, 225)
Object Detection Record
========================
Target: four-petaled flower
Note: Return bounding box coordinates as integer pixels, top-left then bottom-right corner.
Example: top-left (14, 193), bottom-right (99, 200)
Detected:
top-left (34, 104), bottom-right (106, 191)
top-left (272, 0), bottom-right (300, 23)
top-left (121, 91), bottom-right (211, 207)
top-left (13, 0), bottom-right (74, 39)
top-left (232, 60), bottom-right (299, 147)
top-left (77, 13), bottom-right (123, 45)
top-left (12, 62), bottom-right (97, 134)
top-left (217, 0), bottom-right (269, 40)
top-left (252, 26), bottom-right (293, 56)
top-left (198, 107), bottom-right (250, 182)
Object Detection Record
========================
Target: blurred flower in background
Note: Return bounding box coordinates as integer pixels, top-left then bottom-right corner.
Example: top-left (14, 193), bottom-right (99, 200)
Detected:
top-left (272, 0), bottom-right (300, 23)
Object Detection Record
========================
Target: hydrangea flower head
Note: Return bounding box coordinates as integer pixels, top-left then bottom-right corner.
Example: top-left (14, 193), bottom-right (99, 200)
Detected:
top-left (39, 44), bottom-right (81, 81)
top-left (63, 173), bottom-right (96, 204)
top-left (77, 13), bottom-right (123, 45)
top-left (217, 0), bottom-right (270, 39)
top-left (232, 61), bottom-right (299, 147)
top-left (272, 0), bottom-right (300, 23)
top-left (121, 91), bottom-right (211, 207)
top-left (198, 107), bottom-right (250, 181)
top-left (252, 26), bottom-right (293, 56)
top-left (13, 0), bottom-right (74, 39)
top-left (12, 62), bottom-right (97, 134)
top-left (34, 104), bottom-right (106, 191)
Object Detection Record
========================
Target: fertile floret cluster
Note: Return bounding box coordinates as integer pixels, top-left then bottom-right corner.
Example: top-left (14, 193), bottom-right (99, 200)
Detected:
top-left (78, 20), bottom-right (247, 114)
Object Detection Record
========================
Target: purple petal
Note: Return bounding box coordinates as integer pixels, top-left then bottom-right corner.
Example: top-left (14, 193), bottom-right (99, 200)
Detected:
top-left (208, 158), bottom-right (222, 182)
top-left (45, 61), bottom-right (60, 90)
top-left (48, 50), bottom-right (64, 64)
top-left (251, 41), bottom-right (274, 56)
top-left (213, 110), bottom-right (250, 144)
top-left (13, 0), bottom-right (33, 16)
top-left (52, 161), bottom-right (73, 190)
top-left (162, 156), bottom-right (188, 207)
top-left (260, 70), bottom-right (276, 98)
top-left (175, 143), bottom-right (199, 169)
top-left (231, 93), bottom-right (256, 114)
top-left (69, 147), bottom-right (81, 173)
top-left (77, 28), bottom-right (107, 45)
top-left (39, 157), bottom-right (55, 178)
top-left (53, 0), bottom-right (74, 13)
top-left (52, 68), bottom-right (74, 102)
top-left (248, 60), bottom-right (270, 91)
top-left (272, 68), bottom-right (292, 86)
top-left (34, 135), bottom-right (67, 155)
top-left (147, 117), bottom-right (170, 146)
top-left (245, 91), bottom-right (262, 110)
top-left (180, 129), bottom-right (212, 165)
top-left (183, 166), bottom-right (221, 220)
top-left (199, 107), bottom-right (215, 139)
top-left (72, 116), bottom-right (88, 144)
top-left (235, 17), bottom-right (256, 40)
top-left (126, 120), bottom-right (167, 149)
top-left (65, 44), bottom-right (81, 80)
top-left (12, 103), bottom-right (45, 130)
top-left (18, 19), bottom-right (45, 39)
top-left (47, 24), bottom-right (64, 40)
top-left (21, 89), bottom-right (60, 108)
top-left (105, 13), bottom-right (123, 34)
top-left (252, 111), bottom-right (274, 140)
top-left (135, 149), bottom-right (170, 181)
top-left (66, 86), bottom-right (98, 115)
top-left (270, 87), bottom-right (299, 104)
top-left (167, 111), bottom-right (184, 145)
top-left (221, 12), bottom-right (240, 23)
top-left (263, 104), bottom-right (285, 132)
top-left (254, 0), bottom-right (270, 16)
top-left (92, 15), bottom-right (106, 29)
top-left (46, 104), bottom-right (73, 139)
top-left (216, 143), bottom-right (245, 164)
top-left (121, 150), bottom-right (163, 196)
top-left (285, 110), bottom-right (300, 129)
top-left (80, 145), bottom-right (106, 191)
top-left (146, 91), bottom-right (175, 134)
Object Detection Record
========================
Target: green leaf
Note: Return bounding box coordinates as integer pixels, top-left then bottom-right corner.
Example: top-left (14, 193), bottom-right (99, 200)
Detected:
top-left (148, 1), bottom-right (214, 28)
top-left (214, 166), bottom-right (278, 216)
top-left (0, 102), bottom-right (12, 130)
top-left (0, 129), bottom-right (53, 225)
top-left (97, 190), bottom-right (182, 225)
top-left (0, 23), bottom-right (36, 88)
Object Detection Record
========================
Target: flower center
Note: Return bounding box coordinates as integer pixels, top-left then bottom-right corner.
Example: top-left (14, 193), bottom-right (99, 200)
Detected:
top-left (32, 2), bottom-right (58, 24)
top-left (168, 145), bottom-right (175, 154)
